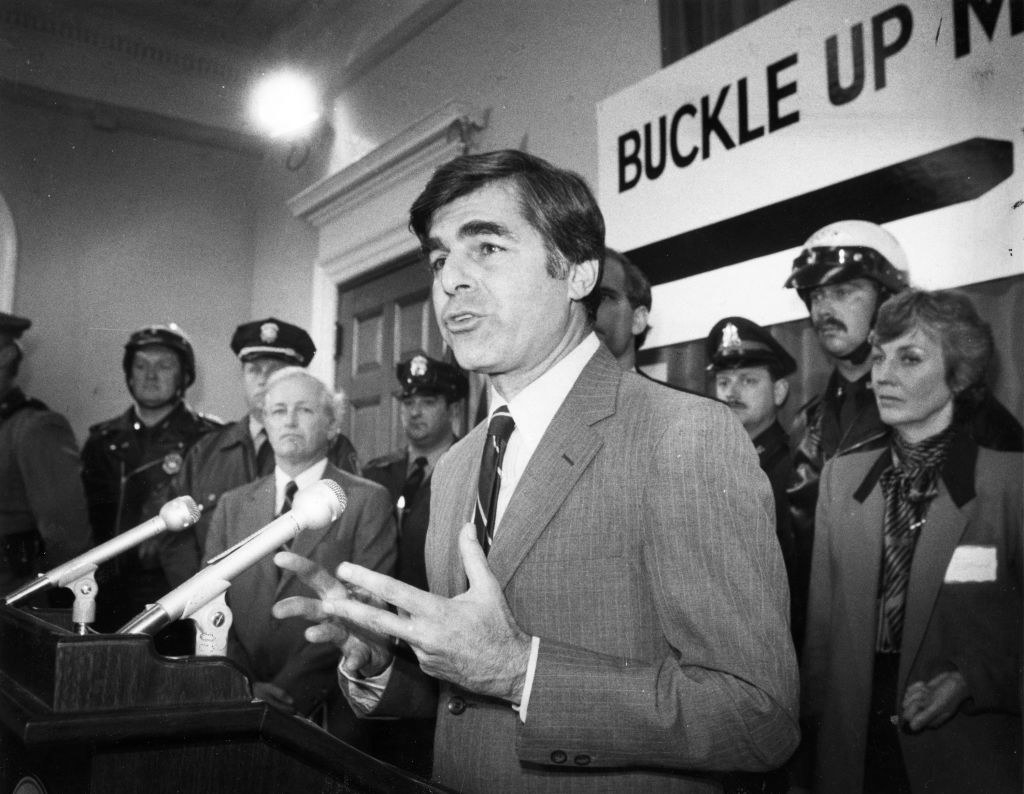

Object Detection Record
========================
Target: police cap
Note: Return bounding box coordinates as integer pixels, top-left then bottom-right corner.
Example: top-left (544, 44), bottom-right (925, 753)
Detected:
top-left (706, 316), bottom-right (796, 379)
top-left (230, 317), bottom-right (315, 366)
top-left (395, 354), bottom-right (468, 402)
top-left (0, 312), bottom-right (31, 339)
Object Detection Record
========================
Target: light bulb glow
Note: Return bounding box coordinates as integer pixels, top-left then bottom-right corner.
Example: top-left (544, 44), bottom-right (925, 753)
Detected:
top-left (251, 71), bottom-right (322, 139)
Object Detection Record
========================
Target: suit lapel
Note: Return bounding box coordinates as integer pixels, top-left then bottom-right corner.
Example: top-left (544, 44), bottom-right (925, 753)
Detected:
top-left (848, 480), bottom-right (885, 644)
top-left (900, 487), bottom-right (968, 682)
top-left (435, 427), bottom-right (484, 598)
top-left (486, 349), bottom-right (618, 589)
top-left (231, 477), bottom-right (279, 612)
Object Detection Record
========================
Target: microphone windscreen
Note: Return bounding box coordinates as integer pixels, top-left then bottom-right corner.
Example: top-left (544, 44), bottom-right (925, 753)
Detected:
top-left (158, 496), bottom-right (201, 531)
top-left (290, 479), bottom-right (347, 531)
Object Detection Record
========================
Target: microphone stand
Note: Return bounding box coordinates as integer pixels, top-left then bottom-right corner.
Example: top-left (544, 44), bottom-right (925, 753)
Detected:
top-left (67, 568), bottom-right (99, 634)
top-left (6, 565), bottom-right (100, 635)
top-left (191, 592), bottom-right (233, 657)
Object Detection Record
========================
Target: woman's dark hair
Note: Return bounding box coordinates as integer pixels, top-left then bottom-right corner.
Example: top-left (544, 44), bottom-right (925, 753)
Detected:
top-left (409, 150), bottom-right (605, 320)
top-left (873, 288), bottom-right (993, 396)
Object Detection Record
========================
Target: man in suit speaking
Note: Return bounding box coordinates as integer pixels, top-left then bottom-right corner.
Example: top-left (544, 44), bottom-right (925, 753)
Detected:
top-left (274, 150), bottom-right (799, 792)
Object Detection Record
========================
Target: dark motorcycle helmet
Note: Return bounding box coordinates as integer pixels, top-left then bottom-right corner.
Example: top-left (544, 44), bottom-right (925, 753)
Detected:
top-left (122, 323), bottom-right (196, 391)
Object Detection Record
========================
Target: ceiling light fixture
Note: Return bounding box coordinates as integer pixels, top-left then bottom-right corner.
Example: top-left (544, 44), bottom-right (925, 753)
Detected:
top-left (251, 69), bottom-right (323, 141)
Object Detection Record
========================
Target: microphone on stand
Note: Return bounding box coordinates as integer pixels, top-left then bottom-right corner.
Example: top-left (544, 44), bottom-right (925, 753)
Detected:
top-left (4, 496), bottom-right (201, 605)
top-left (118, 479), bottom-right (346, 637)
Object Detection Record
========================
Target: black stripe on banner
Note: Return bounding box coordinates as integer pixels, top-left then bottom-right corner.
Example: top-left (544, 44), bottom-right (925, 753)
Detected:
top-left (625, 137), bottom-right (1013, 287)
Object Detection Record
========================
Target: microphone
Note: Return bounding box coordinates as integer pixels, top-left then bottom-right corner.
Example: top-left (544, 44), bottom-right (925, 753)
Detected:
top-left (118, 479), bottom-right (346, 636)
top-left (4, 496), bottom-right (201, 605)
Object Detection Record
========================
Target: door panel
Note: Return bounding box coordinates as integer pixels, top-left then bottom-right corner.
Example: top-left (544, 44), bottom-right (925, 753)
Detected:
top-left (336, 255), bottom-right (449, 462)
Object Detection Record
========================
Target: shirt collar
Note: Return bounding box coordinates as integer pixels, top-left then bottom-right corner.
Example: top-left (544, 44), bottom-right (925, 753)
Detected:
top-left (489, 333), bottom-right (599, 450)
top-left (274, 457), bottom-right (329, 509)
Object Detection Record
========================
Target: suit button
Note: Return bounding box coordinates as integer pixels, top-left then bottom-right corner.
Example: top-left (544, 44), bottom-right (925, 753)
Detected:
top-left (574, 754), bottom-right (591, 766)
top-left (447, 697), bottom-right (466, 715)
top-left (550, 750), bottom-right (567, 764)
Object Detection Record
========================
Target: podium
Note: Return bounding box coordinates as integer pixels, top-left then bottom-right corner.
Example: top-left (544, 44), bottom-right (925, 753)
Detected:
top-left (0, 604), bottom-right (447, 793)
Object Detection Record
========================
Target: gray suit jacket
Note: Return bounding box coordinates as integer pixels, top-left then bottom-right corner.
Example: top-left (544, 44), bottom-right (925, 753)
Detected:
top-left (378, 346), bottom-right (799, 792)
top-left (205, 464), bottom-right (396, 716)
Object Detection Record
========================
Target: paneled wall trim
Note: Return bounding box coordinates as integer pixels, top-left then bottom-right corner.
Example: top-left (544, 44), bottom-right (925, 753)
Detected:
top-left (288, 101), bottom-right (487, 382)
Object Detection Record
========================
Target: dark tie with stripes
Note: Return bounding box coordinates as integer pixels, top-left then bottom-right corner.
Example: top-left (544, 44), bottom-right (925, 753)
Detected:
top-left (474, 406), bottom-right (515, 554)
top-left (279, 480), bottom-right (299, 551)
top-left (280, 480), bottom-right (298, 516)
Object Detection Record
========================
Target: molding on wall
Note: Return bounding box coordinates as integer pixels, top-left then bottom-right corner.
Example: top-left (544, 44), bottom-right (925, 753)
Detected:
top-left (289, 101), bottom-right (487, 383)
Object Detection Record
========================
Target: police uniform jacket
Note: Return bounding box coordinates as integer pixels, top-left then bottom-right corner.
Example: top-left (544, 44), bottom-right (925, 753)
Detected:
top-left (81, 402), bottom-right (221, 546)
top-left (363, 446), bottom-right (450, 591)
top-left (0, 387), bottom-right (91, 580)
top-left (752, 421), bottom-right (798, 605)
top-left (166, 418), bottom-right (360, 587)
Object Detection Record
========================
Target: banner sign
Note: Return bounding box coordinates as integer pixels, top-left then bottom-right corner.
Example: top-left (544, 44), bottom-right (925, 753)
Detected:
top-left (597, 0), bottom-right (1022, 347)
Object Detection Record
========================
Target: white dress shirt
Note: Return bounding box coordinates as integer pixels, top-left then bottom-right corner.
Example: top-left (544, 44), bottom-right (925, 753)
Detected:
top-left (274, 457), bottom-right (328, 514)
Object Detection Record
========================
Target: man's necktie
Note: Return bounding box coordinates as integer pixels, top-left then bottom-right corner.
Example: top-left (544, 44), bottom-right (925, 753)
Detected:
top-left (279, 480), bottom-right (298, 551)
top-left (400, 457), bottom-right (428, 525)
top-left (474, 406), bottom-right (515, 554)
top-left (280, 480), bottom-right (298, 516)
top-left (255, 428), bottom-right (275, 476)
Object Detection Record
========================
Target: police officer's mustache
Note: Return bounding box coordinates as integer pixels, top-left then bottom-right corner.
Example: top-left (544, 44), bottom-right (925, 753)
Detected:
top-left (813, 318), bottom-right (847, 333)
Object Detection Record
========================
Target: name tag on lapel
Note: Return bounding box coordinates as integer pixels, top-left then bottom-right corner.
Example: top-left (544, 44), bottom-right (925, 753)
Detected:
top-left (944, 545), bottom-right (997, 583)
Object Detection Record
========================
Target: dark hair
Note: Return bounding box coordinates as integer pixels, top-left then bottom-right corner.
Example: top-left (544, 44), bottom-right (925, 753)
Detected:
top-left (409, 150), bottom-right (605, 319)
top-left (603, 248), bottom-right (652, 349)
top-left (872, 288), bottom-right (993, 396)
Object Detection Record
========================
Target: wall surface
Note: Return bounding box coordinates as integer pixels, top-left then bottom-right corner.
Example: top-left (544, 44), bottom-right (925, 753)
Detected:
top-left (0, 96), bottom-right (258, 439)
top-left (253, 0), bottom-right (662, 313)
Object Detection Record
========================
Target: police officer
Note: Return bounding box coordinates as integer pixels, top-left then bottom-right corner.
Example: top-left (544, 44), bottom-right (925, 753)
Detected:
top-left (359, 353), bottom-right (466, 777)
top-left (81, 323), bottom-right (221, 628)
top-left (706, 316), bottom-right (800, 637)
top-left (168, 317), bottom-right (360, 587)
top-left (363, 353), bottom-right (467, 591)
top-left (0, 313), bottom-right (91, 596)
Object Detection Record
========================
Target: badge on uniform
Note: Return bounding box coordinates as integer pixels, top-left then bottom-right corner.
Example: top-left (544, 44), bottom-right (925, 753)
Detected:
top-left (162, 452), bottom-right (184, 475)
top-left (410, 355), bottom-right (428, 377)
top-left (720, 322), bottom-right (742, 353)
top-left (260, 322), bottom-right (279, 344)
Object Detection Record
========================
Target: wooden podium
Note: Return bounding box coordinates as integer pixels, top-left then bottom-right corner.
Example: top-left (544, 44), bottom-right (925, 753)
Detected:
top-left (0, 604), bottom-right (448, 793)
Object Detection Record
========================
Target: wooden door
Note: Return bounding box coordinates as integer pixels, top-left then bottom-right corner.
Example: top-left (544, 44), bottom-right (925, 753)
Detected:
top-left (335, 254), bottom-right (447, 462)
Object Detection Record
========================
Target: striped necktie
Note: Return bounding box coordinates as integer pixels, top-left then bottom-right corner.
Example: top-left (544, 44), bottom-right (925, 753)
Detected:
top-left (279, 480), bottom-right (299, 551)
top-left (474, 405), bottom-right (515, 554)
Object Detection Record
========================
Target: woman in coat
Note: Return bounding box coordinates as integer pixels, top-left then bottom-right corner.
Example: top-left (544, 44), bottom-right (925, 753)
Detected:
top-left (801, 288), bottom-right (1021, 793)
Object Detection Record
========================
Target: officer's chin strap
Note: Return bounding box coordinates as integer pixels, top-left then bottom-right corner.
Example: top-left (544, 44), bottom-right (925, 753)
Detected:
top-left (836, 339), bottom-right (872, 366)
